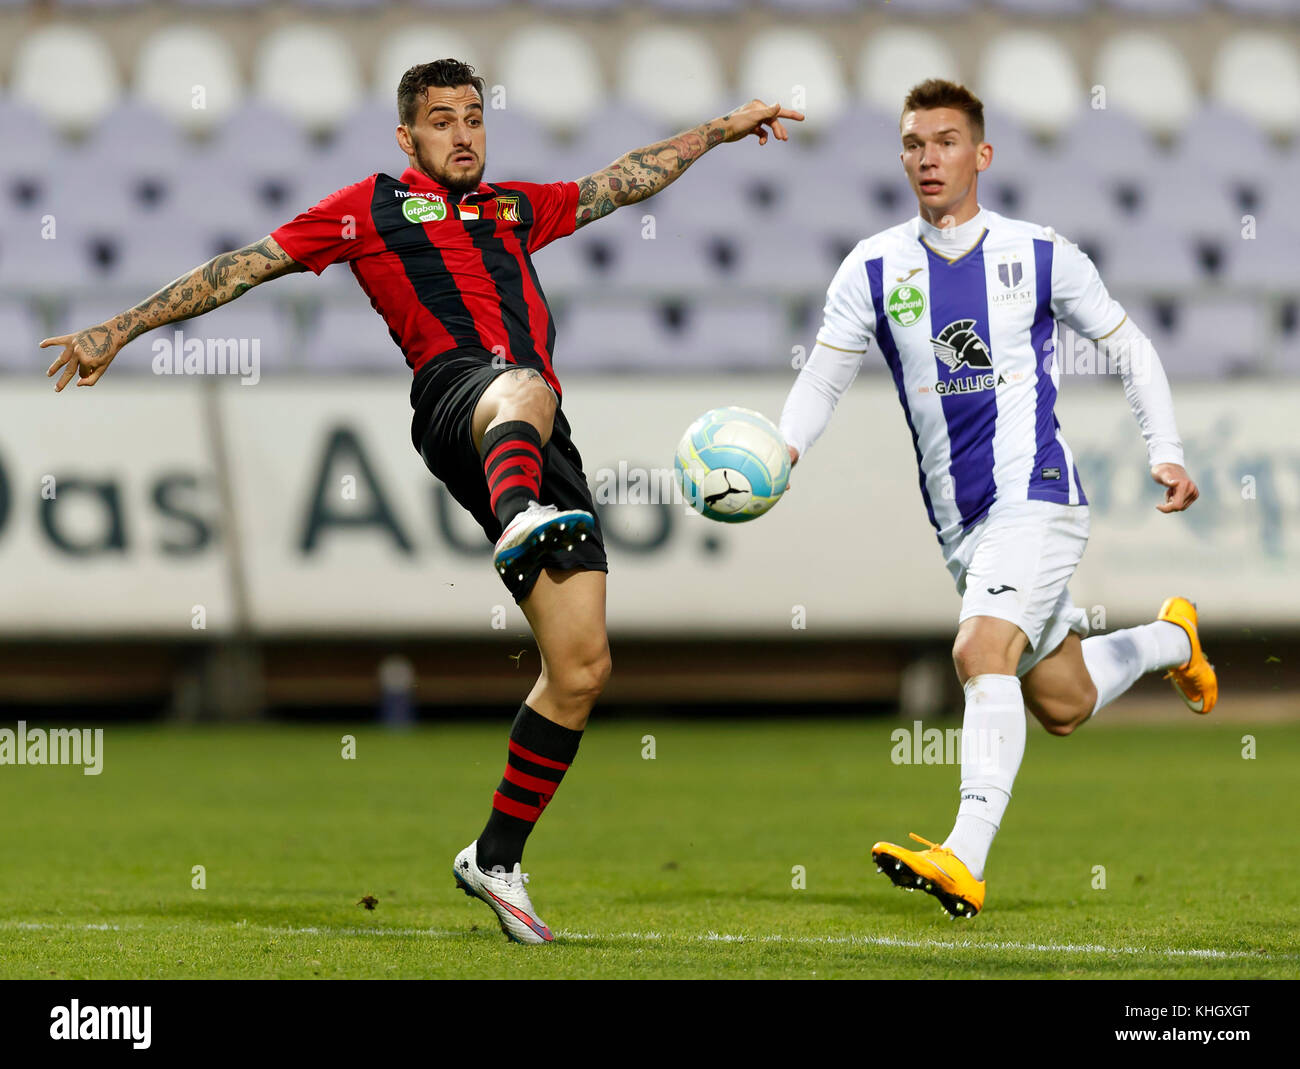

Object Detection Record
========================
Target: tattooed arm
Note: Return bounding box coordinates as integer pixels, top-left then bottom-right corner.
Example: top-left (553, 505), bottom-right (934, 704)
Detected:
top-left (42, 235), bottom-right (307, 391)
top-left (574, 98), bottom-right (804, 229)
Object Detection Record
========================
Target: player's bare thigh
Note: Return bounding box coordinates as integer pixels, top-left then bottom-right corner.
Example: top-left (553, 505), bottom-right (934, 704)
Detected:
top-left (952, 615), bottom-right (1029, 685)
top-left (1021, 632), bottom-right (1097, 737)
top-left (519, 567), bottom-right (610, 731)
top-left (471, 366), bottom-right (558, 450)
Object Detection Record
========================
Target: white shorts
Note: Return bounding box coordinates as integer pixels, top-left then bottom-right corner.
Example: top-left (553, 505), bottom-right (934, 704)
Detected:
top-left (943, 500), bottom-right (1091, 677)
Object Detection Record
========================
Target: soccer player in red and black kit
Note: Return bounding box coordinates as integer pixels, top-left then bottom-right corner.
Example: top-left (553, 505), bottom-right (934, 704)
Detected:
top-left (42, 59), bottom-right (801, 943)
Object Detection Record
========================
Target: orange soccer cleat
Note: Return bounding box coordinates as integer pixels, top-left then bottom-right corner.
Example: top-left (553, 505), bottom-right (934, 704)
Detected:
top-left (1157, 597), bottom-right (1218, 715)
top-left (872, 833), bottom-right (986, 919)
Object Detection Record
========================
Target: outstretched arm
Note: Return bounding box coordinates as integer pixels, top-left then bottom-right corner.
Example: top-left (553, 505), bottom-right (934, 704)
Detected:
top-left (42, 235), bottom-right (306, 391)
top-left (1096, 316), bottom-right (1198, 513)
top-left (574, 99), bottom-right (803, 229)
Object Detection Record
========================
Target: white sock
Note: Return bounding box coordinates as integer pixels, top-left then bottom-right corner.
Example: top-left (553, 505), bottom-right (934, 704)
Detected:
top-left (942, 674), bottom-right (1026, 882)
top-left (1081, 621), bottom-right (1191, 718)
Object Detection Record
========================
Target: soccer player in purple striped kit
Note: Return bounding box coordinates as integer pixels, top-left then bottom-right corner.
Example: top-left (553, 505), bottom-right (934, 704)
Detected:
top-left (779, 80), bottom-right (1218, 918)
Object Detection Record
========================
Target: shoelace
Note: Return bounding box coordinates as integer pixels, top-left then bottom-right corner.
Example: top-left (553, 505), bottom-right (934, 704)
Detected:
top-left (908, 832), bottom-right (950, 855)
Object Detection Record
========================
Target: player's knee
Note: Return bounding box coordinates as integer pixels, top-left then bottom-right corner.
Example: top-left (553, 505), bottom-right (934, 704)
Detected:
top-left (501, 368), bottom-right (556, 424)
top-left (552, 646), bottom-right (611, 707)
top-left (1034, 695), bottom-right (1092, 737)
top-left (951, 633), bottom-right (996, 680)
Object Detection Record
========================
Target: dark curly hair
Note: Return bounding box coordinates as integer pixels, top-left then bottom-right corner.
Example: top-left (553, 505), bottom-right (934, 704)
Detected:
top-left (397, 59), bottom-right (486, 127)
top-left (901, 78), bottom-right (985, 143)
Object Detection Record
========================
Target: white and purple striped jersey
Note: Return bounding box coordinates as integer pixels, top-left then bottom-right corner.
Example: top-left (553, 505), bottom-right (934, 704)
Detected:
top-left (808, 207), bottom-right (1125, 547)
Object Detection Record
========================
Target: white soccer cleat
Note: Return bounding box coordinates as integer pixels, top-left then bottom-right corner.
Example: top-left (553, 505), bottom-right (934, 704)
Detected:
top-left (452, 841), bottom-right (553, 945)
top-left (492, 501), bottom-right (594, 581)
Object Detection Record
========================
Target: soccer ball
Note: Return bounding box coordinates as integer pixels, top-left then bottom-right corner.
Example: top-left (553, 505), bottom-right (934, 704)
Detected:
top-left (674, 406), bottom-right (791, 523)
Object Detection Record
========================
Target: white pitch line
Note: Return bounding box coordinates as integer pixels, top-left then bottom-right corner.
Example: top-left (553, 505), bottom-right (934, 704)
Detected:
top-left (3, 920), bottom-right (1294, 962)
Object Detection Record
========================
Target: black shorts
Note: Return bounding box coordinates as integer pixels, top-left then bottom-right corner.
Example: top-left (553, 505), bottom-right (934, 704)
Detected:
top-left (410, 348), bottom-right (607, 603)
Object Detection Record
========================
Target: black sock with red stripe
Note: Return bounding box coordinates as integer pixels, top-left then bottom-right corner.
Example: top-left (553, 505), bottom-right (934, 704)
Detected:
top-left (476, 703), bottom-right (582, 873)
top-left (480, 421), bottom-right (544, 529)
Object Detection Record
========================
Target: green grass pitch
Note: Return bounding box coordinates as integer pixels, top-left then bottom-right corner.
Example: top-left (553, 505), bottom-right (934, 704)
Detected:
top-left (0, 717), bottom-right (1295, 979)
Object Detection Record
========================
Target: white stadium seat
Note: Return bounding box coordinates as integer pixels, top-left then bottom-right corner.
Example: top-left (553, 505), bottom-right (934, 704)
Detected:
top-left (372, 26), bottom-right (482, 105)
top-left (857, 28), bottom-right (960, 116)
top-left (1093, 33), bottom-right (1197, 137)
top-left (617, 27), bottom-right (728, 129)
top-left (1210, 33), bottom-right (1300, 138)
top-left (253, 25), bottom-right (363, 134)
top-left (977, 31), bottom-right (1083, 136)
top-left (496, 26), bottom-right (604, 134)
top-left (737, 28), bottom-right (849, 133)
top-left (10, 24), bottom-right (121, 135)
top-left (134, 25), bottom-right (243, 134)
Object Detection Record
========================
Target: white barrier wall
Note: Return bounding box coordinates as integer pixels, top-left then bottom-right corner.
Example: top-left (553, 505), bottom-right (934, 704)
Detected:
top-left (0, 375), bottom-right (1295, 636)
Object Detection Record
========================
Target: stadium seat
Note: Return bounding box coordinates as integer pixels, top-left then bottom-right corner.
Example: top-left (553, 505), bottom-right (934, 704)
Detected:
top-left (1219, 0), bottom-right (1300, 15)
top-left (1099, 222), bottom-right (1202, 293)
top-left (977, 31), bottom-right (1084, 136)
top-left (411, 0), bottom-right (509, 8)
top-left (980, 106), bottom-right (1049, 177)
top-left (253, 25), bottom-right (364, 134)
top-left (301, 302), bottom-right (406, 372)
top-left (9, 24), bottom-right (121, 134)
top-left (1015, 160), bottom-right (1116, 243)
top-left (798, 105), bottom-right (910, 181)
top-left (1219, 220), bottom-right (1300, 289)
top-left (0, 300), bottom-right (47, 374)
top-left (553, 298), bottom-right (666, 371)
top-left (1093, 33), bottom-right (1197, 137)
top-left (721, 221), bottom-right (833, 300)
top-left (1169, 106), bottom-right (1282, 228)
top-left (760, 0), bottom-right (861, 11)
top-left (616, 27), bottom-right (728, 129)
top-left (1106, 0), bottom-right (1207, 12)
top-left (1138, 297), bottom-right (1269, 379)
top-left (0, 100), bottom-right (59, 226)
top-left (1053, 106), bottom-right (1164, 184)
top-left (604, 224), bottom-right (718, 294)
top-left (372, 25), bottom-right (482, 103)
top-left (1210, 33), bottom-right (1300, 138)
top-left (665, 297), bottom-right (795, 370)
top-left (134, 24), bottom-right (243, 133)
top-left (526, 0), bottom-right (624, 10)
top-left (645, 0), bottom-right (744, 13)
top-left (62, 102), bottom-right (192, 222)
top-left (1129, 168), bottom-right (1241, 243)
top-left (477, 105), bottom-right (570, 185)
top-left (857, 28), bottom-right (961, 117)
top-left (991, 0), bottom-right (1095, 12)
top-left (737, 28), bottom-right (849, 133)
top-left (558, 103), bottom-right (674, 180)
top-left (496, 26), bottom-right (604, 133)
top-left (314, 100), bottom-right (410, 194)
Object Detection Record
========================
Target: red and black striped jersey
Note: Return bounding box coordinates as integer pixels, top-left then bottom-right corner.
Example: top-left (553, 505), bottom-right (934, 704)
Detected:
top-left (271, 167), bottom-right (578, 394)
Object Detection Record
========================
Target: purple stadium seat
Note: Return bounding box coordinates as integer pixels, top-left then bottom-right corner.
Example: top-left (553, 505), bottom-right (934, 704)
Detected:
top-left (1054, 107), bottom-right (1163, 183)
top-left (990, 0), bottom-right (1096, 12)
top-left (1106, 0), bottom-right (1207, 12)
top-left (0, 300), bottom-right (47, 373)
top-left (301, 302), bottom-right (406, 372)
top-left (1097, 222), bottom-right (1201, 293)
top-left (1219, 221), bottom-right (1300, 288)
top-left (553, 298), bottom-right (665, 371)
top-left (1218, 0), bottom-right (1300, 14)
top-left (667, 298), bottom-right (795, 370)
top-left (1171, 105), bottom-right (1283, 191)
top-left (1138, 297), bottom-right (1268, 379)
